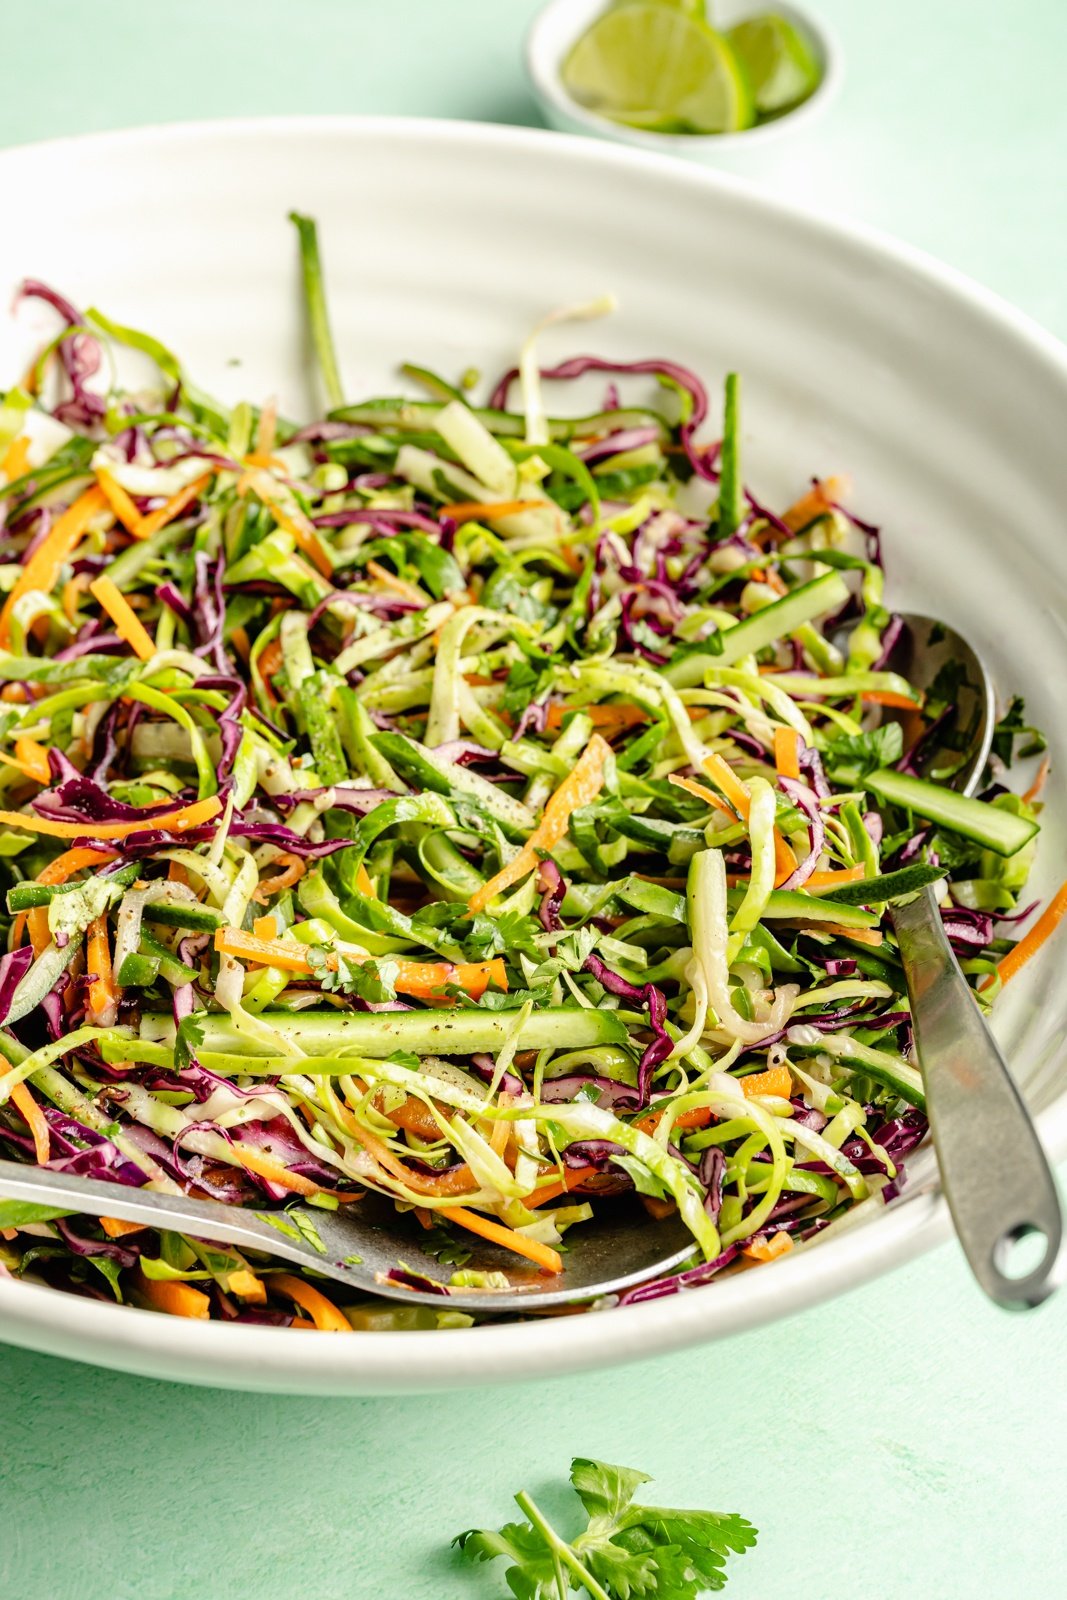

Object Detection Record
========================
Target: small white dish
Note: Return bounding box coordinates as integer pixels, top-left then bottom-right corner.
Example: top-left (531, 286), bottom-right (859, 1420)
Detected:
top-left (525, 0), bottom-right (843, 176)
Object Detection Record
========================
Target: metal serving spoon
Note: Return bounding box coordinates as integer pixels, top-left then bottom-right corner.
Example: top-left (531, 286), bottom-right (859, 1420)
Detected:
top-left (0, 615), bottom-right (1061, 1315)
top-left (865, 611), bottom-right (1063, 1309)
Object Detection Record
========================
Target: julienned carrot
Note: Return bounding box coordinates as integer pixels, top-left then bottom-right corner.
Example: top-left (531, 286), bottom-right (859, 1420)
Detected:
top-left (136, 472), bottom-right (212, 542)
top-left (227, 1269), bottom-right (267, 1304)
top-left (2, 746), bottom-right (49, 784)
top-left (861, 691), bottom-right (922, 710)
top-left (2, 434), bottom-right (30, 482)
top-left (251, 852), bottom-right (307, 904)
top-left (384, 1095), bottom-right (446, 1142)
top-left (134, 1270), bottom-right (211, 1320)
top-left (635, 1104), bottom-right (715, 1137)
top-left (241, 469), bottom-right (333, 577)
top-left (445, 1206), bottom-right (563, 1274)
top-left (781, 475), bottom-right (848, 533)
top-left (740, 1063), bottom-right (793, 1100)
top-left (13, 736), bottom-right (52, 784)
top-left (467, 734), bottom-right (612, 914)
top-left (0, 484), bottom-right (110, 648)
top-left (668, 772), bottom-right (737, 817)
top-left (822, 924), bottom-right (884, 946)
top-left (271, 1274), bottom-right (352, 1331)
top-left (88, 575), bottom-right (157, 660)
top-left (0, 792), bottom-right (221, 840)
top-left (10, 1081), bottom-right (50, 1165)
top-left (1023, 756), bottom-right (1050, 806)
top-left (773, 726), bottom-right (801, 781)
top-left (231, 1145), bottom-right (321, 1197)
top-left (85, 914), bottom-right (120, 1027)
top-left (987, 878), bottom-right (1067, 989)
top-left (21, 845), bottom-right (121, 956)
top-left (804, 865), bottom-right (864, 889)
top-left (742, 1232), bottom-right (793, 1262)
top-left (95, 465), bottom-right (146, 535)
top-left (439, 499), bottom-right (538, 523)
top-left (355, 862), bottom-right (376, 897)
top-left (366, 559), bottom-right (428, 607)
top-left (212, 927), bottom-right (506, 1000)
top-left (544, 702), bottom-right (649, 734)
top-left (526, 1166), bottom-right (598, 1208)
top-left (347, 1116), bottom-right (477, 1198)
top-left (702, 752), bottom-right (799, 885)
top-left (100, 1217), bottom-right (145, 1239)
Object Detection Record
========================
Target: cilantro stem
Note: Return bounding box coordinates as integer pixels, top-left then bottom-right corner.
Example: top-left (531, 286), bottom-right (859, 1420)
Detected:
top-left (512, 1491), bottom-right (611, 1600)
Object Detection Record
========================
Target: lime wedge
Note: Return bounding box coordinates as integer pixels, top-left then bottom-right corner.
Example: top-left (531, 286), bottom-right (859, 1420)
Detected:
top-left (563, 3), bottom-right (754, 135)
top-left (725, 13), bottom-right (821, 117)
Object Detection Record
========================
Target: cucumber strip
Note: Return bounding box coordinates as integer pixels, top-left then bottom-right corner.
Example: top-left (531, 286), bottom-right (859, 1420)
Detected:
top-left (665, 572), bottom-right (850, 688)
top-left (330, 398), bottom-right (670, 443)
top-left (372, 730), bottom-right (535, 838)
top-left (734, 888), bottom-right (879, 928)
top-left (139, 1006), bottom-right (629, 1058)
top-left (815, 863), bottom-right (947, 905)
top-left (788, 1031), bottom-right (926, 1111)
top-left (865, 769), bottom-right (1039, 857)
top-left (143, 901), bottom-right (226, 932)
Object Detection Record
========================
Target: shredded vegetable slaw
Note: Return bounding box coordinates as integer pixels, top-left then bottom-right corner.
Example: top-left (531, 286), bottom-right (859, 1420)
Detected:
top-left (0, 217), bottom-right (1054, 1330)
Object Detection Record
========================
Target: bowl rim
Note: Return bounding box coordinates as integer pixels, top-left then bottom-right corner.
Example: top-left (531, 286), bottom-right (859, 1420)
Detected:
top-left (524, 0), bottom-right (845, 153)
top-left (0, 112), bottom-right (1065, 1391)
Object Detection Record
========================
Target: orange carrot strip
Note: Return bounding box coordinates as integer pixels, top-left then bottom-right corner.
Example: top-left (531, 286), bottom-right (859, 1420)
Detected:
top-left (227, 1269), bottom-right (267, 1304)
top-left (526, 1166), bottom-right (597, 1208)
top-left (743, 1231), bottom-right (793, 1262)
top-left (544, 702), bottom-right (650, 735)
top-left (0, 485), bottom-right (110, 648)
top-left (85, 915), bottom-right (120, 1027)
top-left (4, 740), bottom-right (50, 783)
top-left (251, 852), bottom-right (307, 904)
top-left (668, 771), bottom-right (737, 817)
top-left (355, 862), bottom-right (376, 897)
top-left (861, 691), bottom-right (921, 710)
top-left (641, 1195), bottom-right (677, 1220)
top-left (95, 466), bottom-right (147, 536)
top-left (135, 1271), bottom-right (211, 1319)
top-left (231, 1146), bottom-right (320, 1197)
top-left (804, 865), bottom-right (865, 889)
top-left (0, 793), bottom-right (220, 840)
top-left (781, 475), bottom-right (848, 533)
top-left (61, 573), bottom-right (91, 623)
top-left (348, 1117), bottom-right (477, 1197)
top-left (741, 1063), bottom-right (793, 1099)
top-left (446, 1205), bottom-right (563, 1274)
top-left (10, 1081), bottom-right (50, 1165)
top-left (773, 726), bottom-right (801, 782)
top-left (212, 927), bottom-right (505, 1000)
top-left (988, 879), bottom-right (1067, 990)
top-left (22, 846), bottom-right (120, 955)
top-left (822, 924), bottom-right (884, 946)
top-left (252, 915), bottom-right (277, 940)
top-left (2, 435), bottom-right (31, 482)
top-left (702, 752), bottom-right (798, 884)
top-left (135, 473), bottom-right (212, 542)
top-left (271, 1273), bottom-right (352, 1331)
top-left (634, 1104), bottom-right (715, 1137)
top-left (1023, 757), bottom-right (1050, 806)
top-left (439, 500), bottom-right (535, 522)
top-left (88, 575), bottom-right (157, 661)
top-left (467, 734), bottom-right (612, 914)
top-left (366, 559), bottom-right (428, 607)
top-left (239, 469), bottom-right (333, 576)
top-left (100, 1216), bottom-right (145, 1239)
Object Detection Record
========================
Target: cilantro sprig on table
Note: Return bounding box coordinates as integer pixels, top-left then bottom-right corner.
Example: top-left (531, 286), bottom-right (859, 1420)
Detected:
top-left (454, 1457), bottom-right (756, 1598)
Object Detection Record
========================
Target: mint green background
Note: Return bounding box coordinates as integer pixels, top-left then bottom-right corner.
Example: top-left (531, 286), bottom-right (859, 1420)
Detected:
top-left (2, 3), bottom-right (1066, 1596)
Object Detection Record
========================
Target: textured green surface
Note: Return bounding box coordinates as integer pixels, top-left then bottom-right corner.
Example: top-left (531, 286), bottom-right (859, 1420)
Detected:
top-left (2, 2), bottom-right (1067, 1596)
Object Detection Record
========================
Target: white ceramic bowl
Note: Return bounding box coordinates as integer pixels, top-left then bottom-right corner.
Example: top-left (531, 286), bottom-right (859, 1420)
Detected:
top-left (0, 116), bottom-right (1065, 1394)
top-left (525, 0), bottom-right (843, 177)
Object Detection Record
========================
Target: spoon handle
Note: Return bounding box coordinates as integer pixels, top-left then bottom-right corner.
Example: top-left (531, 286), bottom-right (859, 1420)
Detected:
top-left (892, 886), bottom-right (1064, 1309)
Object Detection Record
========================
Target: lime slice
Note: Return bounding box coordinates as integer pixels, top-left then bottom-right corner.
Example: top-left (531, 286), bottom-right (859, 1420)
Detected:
top-left (725, 13), bottom-right (821, 117)
top-left (563, 3), bottom-right (754, 135)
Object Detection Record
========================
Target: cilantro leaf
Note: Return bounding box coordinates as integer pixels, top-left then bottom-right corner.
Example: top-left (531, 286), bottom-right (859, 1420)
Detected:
top-left (454, 1456), bottom-right (755, 1599)
top-left (822, 722), bottom-right (903, 781)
